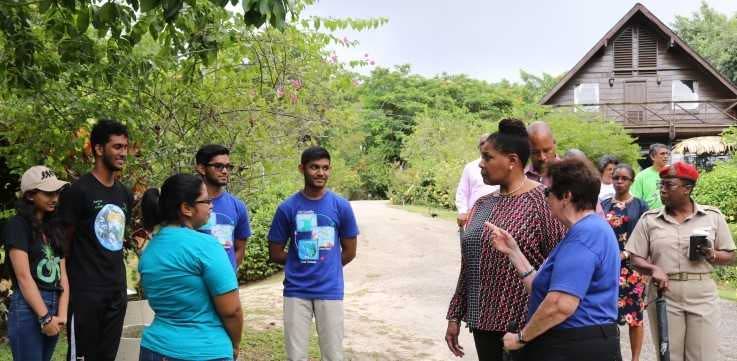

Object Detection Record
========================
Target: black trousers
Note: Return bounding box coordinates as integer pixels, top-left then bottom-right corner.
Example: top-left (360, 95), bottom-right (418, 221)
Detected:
top-left (472, 329), bottom-right (507, 361)
top-left (519, 324), bottom-right (622, 361)
top-left (67, 288), bottom-right (127, 361)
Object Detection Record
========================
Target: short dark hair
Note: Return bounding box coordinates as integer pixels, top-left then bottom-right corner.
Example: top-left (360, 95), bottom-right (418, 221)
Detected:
top-left (196, 144), bottom-right (230, 165)
top-left (486, 118), bottom-right (530, 165)
top-left (548, 158), bottom-right (601, 211)
top-left (301, 146), bottom-right (331, 165)
top-left (597, 155), bottom-right (619, 173)
top-left (141, 174), bottom-right (203, 228)
top-left (90, 119), bottom-right (129, 148)
top-left (649, 143), bottom-right (668, 157)
top-left (613, 163), bottom-right (635, 180)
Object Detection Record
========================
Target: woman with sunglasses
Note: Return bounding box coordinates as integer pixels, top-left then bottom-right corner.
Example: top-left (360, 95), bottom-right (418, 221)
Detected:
top-left (445, 119), bottom-right (566, 360)
top-left (488, 158), bottom-right (622, 361)
top-left (601, 164), bottom-right (648, 361)
top-left (138, 174), bottom-right (243, 361)
top-left (3, 166), bottom-right (69, 361)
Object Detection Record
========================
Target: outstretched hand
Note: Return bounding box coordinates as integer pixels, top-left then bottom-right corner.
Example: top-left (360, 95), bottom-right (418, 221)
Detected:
top-left (484, 222), bottom-right (519, 255)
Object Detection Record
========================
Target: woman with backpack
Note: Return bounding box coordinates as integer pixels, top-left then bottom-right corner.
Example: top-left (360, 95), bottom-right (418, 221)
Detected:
top-left (2, 166), bottom-right (69, 361)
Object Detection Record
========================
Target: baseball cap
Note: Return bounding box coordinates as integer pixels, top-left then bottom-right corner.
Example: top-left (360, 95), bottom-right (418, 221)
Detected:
top-left (20, 166), bottom-right (69, 193)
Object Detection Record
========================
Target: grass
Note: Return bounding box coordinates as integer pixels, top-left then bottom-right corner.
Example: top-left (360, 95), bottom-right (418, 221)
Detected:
top-left (0, 324), bottom-right (324, 361)
top-left (391, 203), bottom-right (457, 222)
top-left (718, 283), bottom-right (737, 302)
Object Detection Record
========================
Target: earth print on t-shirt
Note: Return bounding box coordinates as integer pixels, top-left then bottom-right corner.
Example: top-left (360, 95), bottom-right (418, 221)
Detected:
top-left (94, 204), bottom-right (126, 251)
top-left (201, 212), bottom-right (236, 250)
top-left (295, 210), bottom-right (336, 263)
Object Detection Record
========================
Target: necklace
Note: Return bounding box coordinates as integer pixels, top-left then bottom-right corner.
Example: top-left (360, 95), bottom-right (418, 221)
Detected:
top-left (500, 178), bottom-right (526, 196)
top-left (614, 194), bottom-right (633, 204)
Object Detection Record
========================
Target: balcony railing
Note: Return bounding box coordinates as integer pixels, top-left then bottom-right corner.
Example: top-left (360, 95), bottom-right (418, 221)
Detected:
top-left (549, 99), bottom-right (737, 129)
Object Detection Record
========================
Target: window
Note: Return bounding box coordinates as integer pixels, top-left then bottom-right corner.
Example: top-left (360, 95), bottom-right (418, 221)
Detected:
top-left (574, 83), bottom-right (599, 112)
top-left (672, 80), bottom-right (699, 111)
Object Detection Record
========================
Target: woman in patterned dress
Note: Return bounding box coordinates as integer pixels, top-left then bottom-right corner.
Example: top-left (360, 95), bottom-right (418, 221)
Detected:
top-left (601, 164), bottom-right (649, 361)
top-left (445, 119), bottom-right (566, 361)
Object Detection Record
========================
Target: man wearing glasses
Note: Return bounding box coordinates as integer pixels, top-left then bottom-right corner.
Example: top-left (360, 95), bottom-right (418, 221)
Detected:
top-left (626, 161), bottom-right (736, 361)
top-left (195, 144), bottom-right (252, 272)
top-left (631, 143), bottom-right (670, 210)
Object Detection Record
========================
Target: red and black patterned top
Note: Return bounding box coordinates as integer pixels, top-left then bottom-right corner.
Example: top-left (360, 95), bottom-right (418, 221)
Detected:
top-left (447, 185), bottom-right (566, 331)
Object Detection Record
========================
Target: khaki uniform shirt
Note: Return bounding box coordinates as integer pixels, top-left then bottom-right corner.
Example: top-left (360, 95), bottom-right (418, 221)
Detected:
top-left (626, 201), bottom-right (736, 274)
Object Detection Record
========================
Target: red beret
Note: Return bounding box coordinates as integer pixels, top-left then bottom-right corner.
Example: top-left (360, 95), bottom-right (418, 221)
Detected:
top-left (659, 161), bottom-right (699, 182)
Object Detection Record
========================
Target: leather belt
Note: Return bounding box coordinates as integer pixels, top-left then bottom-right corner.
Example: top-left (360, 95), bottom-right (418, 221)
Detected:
top-left (667, 272), bottom-right (711, 281)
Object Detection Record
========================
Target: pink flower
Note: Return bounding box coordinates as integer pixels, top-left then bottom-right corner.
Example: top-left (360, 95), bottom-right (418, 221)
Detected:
top-left (369, 60), bottom-right (375, 65)
top-left (290, 79), bottom-right (302, 90)
top-left (289, 93), bottom-right (298, 104)
top-left (276, 86), bottom-right (284, 98)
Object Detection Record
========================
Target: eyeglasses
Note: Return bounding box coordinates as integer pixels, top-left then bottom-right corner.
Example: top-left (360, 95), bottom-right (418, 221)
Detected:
top-left (207, 163), bottom-right (234, 171)
top-left (193, 198), bottom-right (213, 206)
top-left (612, 176), bottom-right (632, 181)
top-left (657, 180), bottom-right (683, 189)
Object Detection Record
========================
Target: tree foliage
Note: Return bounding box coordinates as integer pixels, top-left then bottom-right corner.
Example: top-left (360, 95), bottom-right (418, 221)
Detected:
top-left (673, 2), bottom-right (737, 84)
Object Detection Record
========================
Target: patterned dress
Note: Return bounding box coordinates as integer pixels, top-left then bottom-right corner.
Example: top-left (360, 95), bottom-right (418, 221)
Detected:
top-left (602, 196), bottom-right (649, 327)
top-left (447, 185), bottom-right (566, 331)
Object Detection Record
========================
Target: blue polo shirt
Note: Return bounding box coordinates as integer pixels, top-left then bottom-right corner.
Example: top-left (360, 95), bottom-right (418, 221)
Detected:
top-left (528, 214), bottom-right (620, 329)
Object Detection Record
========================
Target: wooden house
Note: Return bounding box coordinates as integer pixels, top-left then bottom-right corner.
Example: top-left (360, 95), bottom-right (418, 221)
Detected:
top-left (541, 3), bottom-right (737, 147)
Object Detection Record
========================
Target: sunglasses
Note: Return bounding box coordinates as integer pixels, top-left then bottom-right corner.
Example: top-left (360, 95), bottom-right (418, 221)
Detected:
top-left (656, 180), bottom-right (685, 189)
top-left (207, 163), bottom-right (234, 171)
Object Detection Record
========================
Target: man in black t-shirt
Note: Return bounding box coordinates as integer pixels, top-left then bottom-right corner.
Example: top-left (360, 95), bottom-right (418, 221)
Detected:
top-left (58, 119), bottom-right (134, 361)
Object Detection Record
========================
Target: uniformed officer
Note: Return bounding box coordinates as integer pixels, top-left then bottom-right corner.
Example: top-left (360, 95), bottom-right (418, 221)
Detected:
top-left (626, 161), bottom-right (736, 361)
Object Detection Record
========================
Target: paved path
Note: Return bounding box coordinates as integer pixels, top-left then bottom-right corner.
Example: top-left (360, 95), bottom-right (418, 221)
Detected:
top-left (239, 200), bottom-right (737, 360)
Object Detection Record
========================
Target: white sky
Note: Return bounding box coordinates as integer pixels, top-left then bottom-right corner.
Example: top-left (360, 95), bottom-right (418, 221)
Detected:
top-left (303, 0), bottom-right (737, 83)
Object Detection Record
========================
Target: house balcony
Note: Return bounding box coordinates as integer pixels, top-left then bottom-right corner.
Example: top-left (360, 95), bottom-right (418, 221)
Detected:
top-left (548, 99), bottom-right (737, 140)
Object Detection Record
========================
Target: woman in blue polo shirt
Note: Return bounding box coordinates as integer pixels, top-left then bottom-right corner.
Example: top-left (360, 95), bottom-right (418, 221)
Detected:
top-left (138, 174), bottom-right (243, 361)
top-left (488, 157), bottom-right (622, 361)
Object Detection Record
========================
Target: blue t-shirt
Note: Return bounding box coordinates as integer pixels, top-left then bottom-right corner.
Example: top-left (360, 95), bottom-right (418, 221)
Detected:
top-left (528, 214), bottom-right (620, 329)
top-left (199, 191), bottom-right (251, 270)
top-left (268, 191), bottom-right (359, 300)
top-left (139, 226), bottom-right (238, 360)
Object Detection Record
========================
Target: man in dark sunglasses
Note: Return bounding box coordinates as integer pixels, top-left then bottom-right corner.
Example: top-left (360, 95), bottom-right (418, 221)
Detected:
top-left (195, 144), bottom-right (252, 273)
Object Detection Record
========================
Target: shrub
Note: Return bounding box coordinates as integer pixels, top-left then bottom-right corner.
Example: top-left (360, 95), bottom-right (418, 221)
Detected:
top-left (693, 161), bottom-right (737, 222)
top-left (543, 111), bottom-right (642, 168)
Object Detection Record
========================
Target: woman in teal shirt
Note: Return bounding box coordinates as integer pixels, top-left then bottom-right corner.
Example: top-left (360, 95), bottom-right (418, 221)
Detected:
top-left (139, 174), bottom-right (243, 361)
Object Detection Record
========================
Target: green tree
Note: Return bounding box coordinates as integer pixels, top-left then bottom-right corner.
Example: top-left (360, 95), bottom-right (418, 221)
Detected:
top-left (673, 2), bottom-right (737, 84)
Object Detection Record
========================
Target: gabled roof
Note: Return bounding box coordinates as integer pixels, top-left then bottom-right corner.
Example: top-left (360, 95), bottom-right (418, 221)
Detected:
top-left (540, 2), bottom-right (737, 104)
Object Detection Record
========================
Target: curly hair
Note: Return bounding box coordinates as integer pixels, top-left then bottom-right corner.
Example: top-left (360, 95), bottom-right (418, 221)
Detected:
top-left (547, 158), bottom-right (601, 211)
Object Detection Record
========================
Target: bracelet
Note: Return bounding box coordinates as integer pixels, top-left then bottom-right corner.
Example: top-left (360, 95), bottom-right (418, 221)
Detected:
top-left (519, 268), bottom-right (535, 279)
top-left (38, 312), bottom-right (53, 327)
top-left (517, 331), bottom-right (528, 344)
top-left (448, 319), bottom-right (460, 324)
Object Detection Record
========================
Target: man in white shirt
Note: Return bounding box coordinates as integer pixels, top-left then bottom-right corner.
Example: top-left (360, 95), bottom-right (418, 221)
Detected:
top-left (455, 134), bottom-right (499, 227)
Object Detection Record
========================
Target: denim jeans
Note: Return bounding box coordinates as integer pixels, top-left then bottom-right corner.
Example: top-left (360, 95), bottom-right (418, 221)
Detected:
top-left (138, 346), bottom-right (233, 361)
top-left (8, 288), bottom-right (60, 361)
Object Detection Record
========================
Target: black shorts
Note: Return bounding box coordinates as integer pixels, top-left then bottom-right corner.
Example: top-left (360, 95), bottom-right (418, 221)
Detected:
top-left (67, 288), bottom-right (127, 361)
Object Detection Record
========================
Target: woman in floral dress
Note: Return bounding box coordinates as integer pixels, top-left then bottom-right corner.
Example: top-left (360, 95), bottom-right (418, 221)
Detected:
top-left (601, 163), bottom-right (649, 361)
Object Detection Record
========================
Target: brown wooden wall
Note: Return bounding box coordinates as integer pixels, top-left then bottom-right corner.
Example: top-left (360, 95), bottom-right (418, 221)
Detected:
top-left (545, 20), bottom-right (737, 139)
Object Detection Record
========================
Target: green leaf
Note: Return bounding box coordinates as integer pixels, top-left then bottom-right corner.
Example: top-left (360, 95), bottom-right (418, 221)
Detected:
top-left (149, 18), bottom-right (163, 39)
top-left (269, 0), bottom-right (285, 28)
top-left (243, 9), bottom-right (266, 28)
top-left (140, 0), bottom-right (160, 12)
top-left (39, 0), bottom-right (52, 13)
top-left (76, 6), bottom-right (90, 33)
top-left (162, 0), bottom-right (183, 22)
top-left (100, 2), bottom-right (117, 23)
top-left (61, 0), bottom-right (76, 11)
